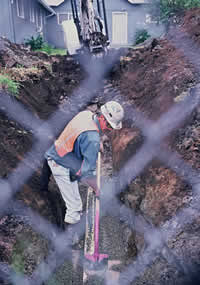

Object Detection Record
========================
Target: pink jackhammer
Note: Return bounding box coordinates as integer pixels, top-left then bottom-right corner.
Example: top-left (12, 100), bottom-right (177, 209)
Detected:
top-left (84, 152), bottom-right (109, 268)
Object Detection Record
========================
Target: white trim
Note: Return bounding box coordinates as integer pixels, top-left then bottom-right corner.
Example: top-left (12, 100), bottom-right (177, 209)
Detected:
top-left (128, 0), bottom-right (148, 3)
top-left (30, 3), bottom-right (35, 23)
top-left (40, 9), bottom-right (43, 29)
top-left (57, 12), bottom-right (73, 25)
top-left (16, 0), bottom-right (25, 19)
top-left (36, 8), bottom-right (43, 29)
top-left (45, 0), bottom-right (64, 6)
top-left (112, 12), bottom-right (128, 45)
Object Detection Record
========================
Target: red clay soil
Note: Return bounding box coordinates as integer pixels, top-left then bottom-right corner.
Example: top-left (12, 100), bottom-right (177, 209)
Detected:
top-left (111, 9), bottom-right (200, 226)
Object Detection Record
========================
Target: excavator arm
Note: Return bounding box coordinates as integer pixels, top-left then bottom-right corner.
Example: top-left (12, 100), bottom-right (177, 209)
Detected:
top-left (70, 0), bottom-right (109, 55)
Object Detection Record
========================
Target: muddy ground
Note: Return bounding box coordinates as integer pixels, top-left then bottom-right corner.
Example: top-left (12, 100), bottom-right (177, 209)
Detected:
top-left (1, 8), bottom-right (200, 285)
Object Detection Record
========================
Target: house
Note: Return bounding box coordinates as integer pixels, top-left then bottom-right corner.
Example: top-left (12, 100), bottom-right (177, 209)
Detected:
top-left (0, 0), bottom-right (56, 44)
top-left (0, 0), bottom-right (150, 49)
top-left (45, 0), bottom-right (151, 49)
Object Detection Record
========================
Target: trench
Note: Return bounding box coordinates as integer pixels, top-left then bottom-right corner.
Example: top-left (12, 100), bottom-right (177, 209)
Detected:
top-left (1, 12), bottom-right (200, 283)
top-left (44, 78), bottom-right (135, 285)
top-left (0, 50), bottom-right (135, 285)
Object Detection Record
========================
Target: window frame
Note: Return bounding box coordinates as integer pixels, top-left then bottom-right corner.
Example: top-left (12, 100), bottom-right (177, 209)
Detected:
top-left (30, 3), bottom-right (35, 23)
top-left (16, 0), bottom-right (25, 19)
top-left (57, 12), bottom-right (73, 25)
top-left (112, 11), bottom-right (128, 45)
top-left (36, 8), bottom-right (43, 29)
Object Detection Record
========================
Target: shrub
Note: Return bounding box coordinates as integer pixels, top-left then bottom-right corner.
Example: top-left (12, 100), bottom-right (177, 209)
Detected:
top-left (134, 29), bottom-right (151, 45)
top-left (24, 35), bottom-right (44, 50)
top-left (151, 0), bottom-right (200, 23)
top-left (25, 35), bottom-right (67, 55)
top-left (0, 74), bottom-right (19, 97)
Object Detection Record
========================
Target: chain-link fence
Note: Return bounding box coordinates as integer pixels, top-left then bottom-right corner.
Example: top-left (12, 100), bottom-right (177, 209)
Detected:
top-left (0, 26), bottom-right (200, 285)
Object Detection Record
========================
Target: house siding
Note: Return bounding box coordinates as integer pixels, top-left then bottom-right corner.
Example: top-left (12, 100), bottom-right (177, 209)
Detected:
top-left (0, 0), bottom-right (14, 42)
top-left (46, 1), bottom-right (72, 48)
top-left (106, 0), bottom-right (149, 46)
top-left (0, 0), bottom-right (150, 48)
top-left (46, 0), bottom-right (149, 49)
top-left (0, 0), bottom-right (48, 44)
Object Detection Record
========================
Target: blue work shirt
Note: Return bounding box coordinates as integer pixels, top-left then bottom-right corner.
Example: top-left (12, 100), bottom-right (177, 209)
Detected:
top-left (45, 130), bottom-right (100, 179)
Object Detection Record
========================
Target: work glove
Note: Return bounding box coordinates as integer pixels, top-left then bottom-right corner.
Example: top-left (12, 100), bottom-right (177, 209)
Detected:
top-left (81, 177), bottom-right (100, 197)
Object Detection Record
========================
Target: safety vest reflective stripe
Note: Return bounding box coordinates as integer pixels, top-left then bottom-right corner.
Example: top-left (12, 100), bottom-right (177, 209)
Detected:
top-left (55, 111), bottom-right (99, 157)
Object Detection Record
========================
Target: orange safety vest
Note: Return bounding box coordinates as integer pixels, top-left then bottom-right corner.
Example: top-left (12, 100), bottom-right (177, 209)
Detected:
top-left (55, 110), bottom-right (99, 157)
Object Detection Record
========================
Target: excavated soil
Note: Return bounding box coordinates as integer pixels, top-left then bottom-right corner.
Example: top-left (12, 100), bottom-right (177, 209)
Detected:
top-left (110, 8), bottom-right (200, 285)
top-left (1, 8), bottom-right (200, 285)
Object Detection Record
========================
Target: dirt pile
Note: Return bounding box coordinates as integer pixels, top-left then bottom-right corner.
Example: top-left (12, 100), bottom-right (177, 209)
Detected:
top-left (0, 37), bottom-right (49, 68)
top-left (112, 8), bottom-right (200, 223)
top-left (0, 37), bottom-right (87, 275)
top-left (110, 8), bottom-right (200, 284)
top-left (0, 38), bottom-right (86, 120)
top-left (182, 8), bottom-right (200, 46)
top-left (0, 36), bottom-right (108, 284)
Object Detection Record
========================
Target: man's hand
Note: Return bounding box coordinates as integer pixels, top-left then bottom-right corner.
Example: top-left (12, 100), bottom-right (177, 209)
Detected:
top-left (100, 141), bottom-right (104, 153)
top-left (81, 177), bottom-right (99, 196)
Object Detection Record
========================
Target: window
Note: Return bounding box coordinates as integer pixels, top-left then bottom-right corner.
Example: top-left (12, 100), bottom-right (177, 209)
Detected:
top-left (57, 13), bottom-right (73, 25)
top-left (30, 3), bottom-right (35, 23)
top-left (16, 0), bottom-right (25, 18)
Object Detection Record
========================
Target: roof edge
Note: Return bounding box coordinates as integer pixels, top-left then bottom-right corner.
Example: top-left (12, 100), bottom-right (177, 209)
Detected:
top-left (128, 0), bottom-right (149, 4)
top-left (37, 0), bottom-right (56, 15)
top-left (45, 0), bottom-right (65, 6)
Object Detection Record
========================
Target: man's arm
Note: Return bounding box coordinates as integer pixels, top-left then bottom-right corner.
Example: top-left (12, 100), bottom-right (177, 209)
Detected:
top-left (78, 133), bottom-right (100, 195)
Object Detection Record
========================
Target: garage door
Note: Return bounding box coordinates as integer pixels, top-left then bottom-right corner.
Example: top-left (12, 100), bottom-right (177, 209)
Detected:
top-left (112, 12), bottom-right (128, 45)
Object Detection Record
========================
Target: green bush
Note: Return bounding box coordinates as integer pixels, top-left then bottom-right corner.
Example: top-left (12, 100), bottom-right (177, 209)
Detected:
top-left (25, 35), bottom-right (67, 55)
top-left (0, 75), bottom-right (19, 97)
top-left (151, 0), bottom-right (200, 22)
top-left (24, 35), bottom-right (44, 50)
top-left (134, 29), bottom-right (151, 45)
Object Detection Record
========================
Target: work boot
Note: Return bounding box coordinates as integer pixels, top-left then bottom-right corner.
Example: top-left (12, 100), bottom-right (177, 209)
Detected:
top-left (64, 222), bottom-right (84, 250)
top-left (72, 236), bottom-right (84, 250)
top-left (64, 222), bottom-right (76, 245)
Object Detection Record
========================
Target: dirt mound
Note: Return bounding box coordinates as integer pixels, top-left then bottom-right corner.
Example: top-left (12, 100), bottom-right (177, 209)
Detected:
top-left (0, 37), bottom-right (86, 268)
top-left (182, 8), bottom-right (200, 46)
top-left (0, 37), bottom-right (50, 68)
top-left (111, 7), bottom-right (200, 222)
top-left (110, 9), bottom-right (200, 284)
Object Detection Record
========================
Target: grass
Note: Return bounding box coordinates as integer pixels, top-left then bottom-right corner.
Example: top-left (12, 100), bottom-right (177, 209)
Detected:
top-left (11, 251), bottom-right (25, 274)
top-left (0, 74), bottom-right (19, 97)
top-left (11, 238), bottom-right (28, 274)
top-left (35, 43), bottom-right (67, 56)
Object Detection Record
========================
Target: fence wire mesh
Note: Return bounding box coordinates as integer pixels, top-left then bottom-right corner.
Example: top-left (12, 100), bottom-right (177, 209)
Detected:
top-left (0, 26), bottom-right (200, 285)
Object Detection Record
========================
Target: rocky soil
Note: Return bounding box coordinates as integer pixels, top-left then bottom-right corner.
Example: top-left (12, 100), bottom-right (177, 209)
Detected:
top-left (1, 7), bottom-right (200, 285)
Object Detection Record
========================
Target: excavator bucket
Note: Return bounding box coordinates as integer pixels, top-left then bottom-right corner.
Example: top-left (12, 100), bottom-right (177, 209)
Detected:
top-left (70, 0), bottom-right (109, 55)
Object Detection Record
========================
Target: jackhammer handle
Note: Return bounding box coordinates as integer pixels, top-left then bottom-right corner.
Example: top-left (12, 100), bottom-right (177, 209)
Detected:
top-left (95, 152), bottom-right (101, 197)
top-left (97, 152), bottom-right (101, 190)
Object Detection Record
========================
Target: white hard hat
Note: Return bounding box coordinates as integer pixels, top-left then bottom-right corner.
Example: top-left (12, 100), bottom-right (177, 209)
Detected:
top-left (101, 101), bottom-right (124, 129)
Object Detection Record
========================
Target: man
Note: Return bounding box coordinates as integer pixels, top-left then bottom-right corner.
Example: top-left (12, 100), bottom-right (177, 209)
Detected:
top-left (43, 101), bottom-right (124, 227)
